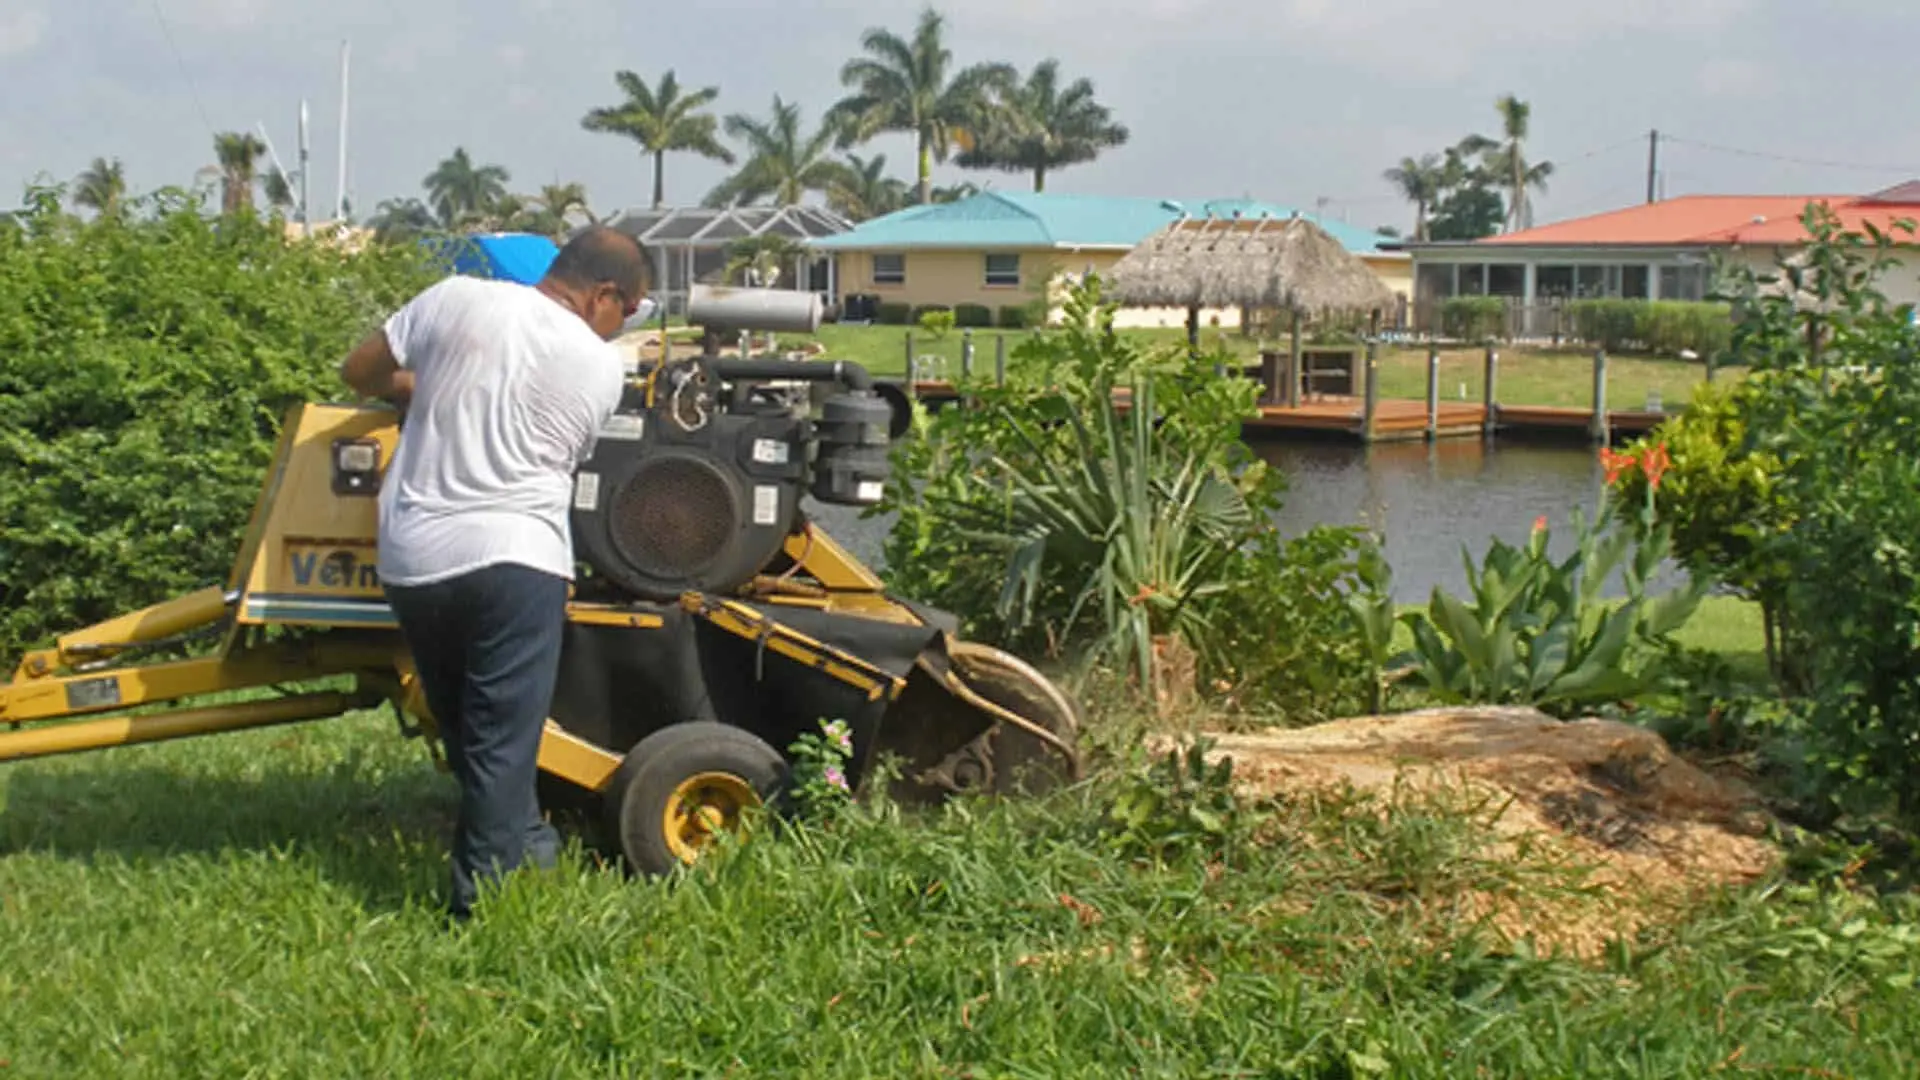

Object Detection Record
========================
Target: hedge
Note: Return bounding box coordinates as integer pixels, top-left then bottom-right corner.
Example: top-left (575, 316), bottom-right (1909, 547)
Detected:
top-left (998, 305), bottom-right (1032, 329)
top-left (0, 190), bottom-right (441, 661)
top-left (953, 303), bottom-right (993, 328)
top-left (1440, 297), bottom-right (1506, 342)
top-left (1568, 299), bottom-right (1732, 359)
top-left (874, 301), bottom-right (912, 325)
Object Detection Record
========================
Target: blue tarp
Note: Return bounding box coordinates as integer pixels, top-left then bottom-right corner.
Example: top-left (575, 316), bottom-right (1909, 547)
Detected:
top-left (424, 232), bottom-right (558, 285)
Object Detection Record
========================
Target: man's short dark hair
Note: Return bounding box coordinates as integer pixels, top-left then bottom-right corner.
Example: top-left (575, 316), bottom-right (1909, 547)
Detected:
top-left (546, 225), bottom-right (649, 298)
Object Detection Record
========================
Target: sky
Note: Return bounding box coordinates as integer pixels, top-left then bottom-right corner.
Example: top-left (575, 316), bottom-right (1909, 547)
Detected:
top-left (7, 0), bottom-right (1920, 232)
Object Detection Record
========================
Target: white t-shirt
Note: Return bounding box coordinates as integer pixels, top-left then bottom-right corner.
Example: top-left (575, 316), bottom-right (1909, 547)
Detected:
top-left (374, 275), bottom-right (626, 588)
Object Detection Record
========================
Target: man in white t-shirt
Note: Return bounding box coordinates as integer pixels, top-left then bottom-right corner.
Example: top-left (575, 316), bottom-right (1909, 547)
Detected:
top-left (338, 226), bottom-right (641, 922)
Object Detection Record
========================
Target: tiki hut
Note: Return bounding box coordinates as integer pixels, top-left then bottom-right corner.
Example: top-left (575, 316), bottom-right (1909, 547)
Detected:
top-left (1105, 214), bottom-right (1400, 405)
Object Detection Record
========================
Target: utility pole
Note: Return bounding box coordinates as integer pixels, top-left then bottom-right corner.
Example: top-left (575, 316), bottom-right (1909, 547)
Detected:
top-left (298, 100), bottom-right (311, 237)
top-left (335, 40), bottom-right (351, 223)
top-left (1646, 129), bottom-right (1660, 204)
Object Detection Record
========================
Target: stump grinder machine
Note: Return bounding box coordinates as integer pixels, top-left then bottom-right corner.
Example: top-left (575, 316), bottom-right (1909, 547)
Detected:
top-left (0, 284), bottom-right (1082, 875)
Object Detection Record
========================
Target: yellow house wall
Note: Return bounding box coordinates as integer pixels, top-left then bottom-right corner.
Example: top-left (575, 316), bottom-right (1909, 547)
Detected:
top-left (829, 247), bottom-right (1410, 329)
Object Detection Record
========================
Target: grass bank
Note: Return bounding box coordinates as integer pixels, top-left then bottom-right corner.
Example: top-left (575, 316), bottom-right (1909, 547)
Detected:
top-left (729, 323), bottom-right (1743, 412)
top-left (3, 607), bottom-right (1914, 1076)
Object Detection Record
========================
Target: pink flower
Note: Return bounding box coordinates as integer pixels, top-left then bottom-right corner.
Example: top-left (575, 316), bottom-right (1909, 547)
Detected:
top-left (1532, 515), bottom-right (1548, 535)
top-left (824, 765), bottom-right (849, 792)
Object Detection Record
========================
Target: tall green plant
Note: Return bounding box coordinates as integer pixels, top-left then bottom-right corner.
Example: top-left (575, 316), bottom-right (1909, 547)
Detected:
top-left (1707, 202), bottom-right (1920, 824)
top-left (1393, 454), bottom-right (1706, 716)
top-left (877, 277), bottom-right (1376, 716)
top-left (0, 185), bottom-right (441, 662)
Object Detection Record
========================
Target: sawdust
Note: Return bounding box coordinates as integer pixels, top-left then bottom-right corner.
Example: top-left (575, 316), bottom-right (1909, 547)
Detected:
top-left (1163, 706), bottom-right (1783, 960)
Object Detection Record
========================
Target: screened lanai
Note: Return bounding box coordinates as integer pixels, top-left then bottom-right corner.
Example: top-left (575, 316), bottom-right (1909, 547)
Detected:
top-left (592, 205), bottom-right (854, 316)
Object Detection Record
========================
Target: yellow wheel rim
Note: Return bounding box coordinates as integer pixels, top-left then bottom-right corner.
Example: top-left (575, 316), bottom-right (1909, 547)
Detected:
top-left (662, 771), bottom-right (760, 864)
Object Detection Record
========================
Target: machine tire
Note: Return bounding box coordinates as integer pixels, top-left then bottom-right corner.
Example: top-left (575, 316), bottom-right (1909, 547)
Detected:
top-left (603, 721), bottom-right (789, 877)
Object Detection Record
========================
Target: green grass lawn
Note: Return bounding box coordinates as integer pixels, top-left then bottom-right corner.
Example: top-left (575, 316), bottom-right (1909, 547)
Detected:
top-left (740, 323), bottom-right (1741, 414)
top-left (4, 600), bottom-right (1914, 1076)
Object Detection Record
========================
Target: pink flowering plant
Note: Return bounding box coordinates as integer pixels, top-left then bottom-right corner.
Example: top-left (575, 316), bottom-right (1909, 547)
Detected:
top-left (787, 718), bottom-right (857, 819)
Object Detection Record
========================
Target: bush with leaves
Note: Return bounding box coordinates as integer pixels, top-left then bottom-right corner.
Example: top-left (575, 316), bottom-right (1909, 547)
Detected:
top-left (0, 185), bottom-right (442, 663)
top-left (1704, 203), bottom-right (1920, 826)
top-left (876, 277), bottom-right (1375, 717)
top-left (1610, 382), bottom-right (1803, 687)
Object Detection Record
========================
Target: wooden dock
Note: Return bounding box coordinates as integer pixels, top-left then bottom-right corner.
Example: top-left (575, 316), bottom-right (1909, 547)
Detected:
top-left (900, 381), bottom-right (1672, 444)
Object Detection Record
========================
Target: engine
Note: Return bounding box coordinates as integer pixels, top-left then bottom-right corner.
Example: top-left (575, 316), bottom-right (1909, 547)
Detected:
top-left (569, 285), bottom-right (901, 602)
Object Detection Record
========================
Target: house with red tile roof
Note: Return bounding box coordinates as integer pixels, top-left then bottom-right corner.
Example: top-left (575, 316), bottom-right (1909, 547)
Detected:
top-left (1398, 182), bottom-right (1920, 337)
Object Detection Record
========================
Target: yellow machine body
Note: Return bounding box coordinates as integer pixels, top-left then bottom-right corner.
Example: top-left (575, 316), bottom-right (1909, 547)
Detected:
top-left (0, 402), bottom-right (1079, 823)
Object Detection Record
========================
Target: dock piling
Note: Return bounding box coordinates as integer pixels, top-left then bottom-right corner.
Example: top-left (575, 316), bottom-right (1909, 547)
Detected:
top-left (905, 331), bottom-right (917, 399)
top-left (1590, 348), bottom-right (1609, 443)
top-left (1362, 338), bottom-right (1380, 443)
top-left (1483, 342), bottom-right (1499, 438)
top-left (995, 333), bottom-right (1007, 384)
top-left (1425, 345), bottom-right (1441, 440)
top-left (961, 329), bottom-right (974, 381)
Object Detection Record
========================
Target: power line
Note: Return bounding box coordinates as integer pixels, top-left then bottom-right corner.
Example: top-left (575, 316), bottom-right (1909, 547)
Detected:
top-left (1663, 135), bottom-right (1920, 176)
top-left (147, 0), bottom-right (215, 141)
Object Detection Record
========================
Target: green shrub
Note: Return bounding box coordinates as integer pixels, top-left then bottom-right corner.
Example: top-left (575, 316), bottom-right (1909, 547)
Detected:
top-left (1568, 299), bottom-right (1642, 352)
top-left (1611, 380), bottom-right (1797, 684)
top-left (879, 277), bottom-right (1374, 716)
top-left (953, 303), bottom-right (993, 328)
top-left (0, 187), bottom-right (441, 662)
top-left (1440, 296), bottom-right (1506, 341)
top-left (1566, 299), bottom-right (1732, 358)
top-left (916, 307), bottom-right (955, 340)
top-left (1707, 202), bottom-right (1920, 824)
top-left (997, 305), bottom-right (1031, 329)
top-left (873, 301), bottom-right (912, 325)
top-left (908, 304), bottom-right (951, 325)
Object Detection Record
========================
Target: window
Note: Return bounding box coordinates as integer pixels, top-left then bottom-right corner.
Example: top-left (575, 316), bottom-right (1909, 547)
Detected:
top-left (1658, 264), bottom-right (1709, 302)
top-left (1487, 264), bottom-right (1526, 298)
top-left (872, 253), bottom-right (905, 286)
top-left (1621, 265), bottom-right (1650, 299)
top-left (984, 253), bottom-right (1020, 287)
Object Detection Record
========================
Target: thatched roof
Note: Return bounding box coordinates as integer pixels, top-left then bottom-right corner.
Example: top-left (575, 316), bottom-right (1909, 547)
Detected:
top-left (1104, 215), bottom-right (1398, 314)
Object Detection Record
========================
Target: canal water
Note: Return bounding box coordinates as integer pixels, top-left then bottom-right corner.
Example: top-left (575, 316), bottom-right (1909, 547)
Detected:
top-left (804, 435), bottom-right (1628, 605)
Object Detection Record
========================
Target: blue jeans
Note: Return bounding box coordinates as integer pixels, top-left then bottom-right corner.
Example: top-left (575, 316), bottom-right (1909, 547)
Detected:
top-left (383, 562), bottom-right (567, 919)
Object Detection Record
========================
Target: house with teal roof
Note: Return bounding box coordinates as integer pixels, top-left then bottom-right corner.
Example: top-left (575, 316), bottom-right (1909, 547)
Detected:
top-left (804, 191), bottom-right (1410, 328)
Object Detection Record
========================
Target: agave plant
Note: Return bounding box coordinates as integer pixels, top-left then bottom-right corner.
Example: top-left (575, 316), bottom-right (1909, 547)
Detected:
top-left (953, 374), bottom-right (1256, 702)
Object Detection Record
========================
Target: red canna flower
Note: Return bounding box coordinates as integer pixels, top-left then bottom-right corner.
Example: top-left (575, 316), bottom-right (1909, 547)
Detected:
top-left (1532, 515), bottom-right (1548, 534)
top-left (1598, 447), bottom-right (1635, 486)
top-left (1640, 443), bottom-right (1671, 491)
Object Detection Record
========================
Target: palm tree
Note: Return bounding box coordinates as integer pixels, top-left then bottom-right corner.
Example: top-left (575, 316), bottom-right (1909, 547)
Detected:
top-left (702, 97), bottom-right (845, 209)
top-left (263, 168), bottom-right (298, 213)
top-left (423, 148), bottom-right (510, 228)
top-left (722, 234), bottom-right (807, 287)
top-left (73, 157), bottom-right (128, 218)
top-left (955, 59), bottom-right (1128, 192)
top-left (930, 180), bottom-right (978, 204)
top-left (538, 182), bottom-right (594, 227)
top-left (212, 132), bottom-right (266, 215)
top-left (581, 70), bottom-right (735, 208)
top-left (826, 153), bottom-right (910, 221)
top-left (1466, 95), bottom-right (1554, 232)
top-left (1382, 153), bottom-right (1445, 242)
top-left (367, 197), bottom-right (438, 244)
top-left (826, 7), bottom-right (1015, 205)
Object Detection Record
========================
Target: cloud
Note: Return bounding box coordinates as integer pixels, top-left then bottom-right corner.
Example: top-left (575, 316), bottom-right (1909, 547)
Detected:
top-left (0, 5), bottom-right (46, 56)
top-left (943, 0), bottom-right (1755, 78)
top-left (1695, 57), bottom-right (1768, 99)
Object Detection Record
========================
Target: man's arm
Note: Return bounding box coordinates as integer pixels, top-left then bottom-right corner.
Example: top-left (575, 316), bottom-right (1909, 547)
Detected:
top-left (339, 328), bottom-right (415, 407)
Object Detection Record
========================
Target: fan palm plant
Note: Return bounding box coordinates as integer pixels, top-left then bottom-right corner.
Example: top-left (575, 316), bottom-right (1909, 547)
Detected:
top-left (953, 360), bottom-right (1256, 702)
